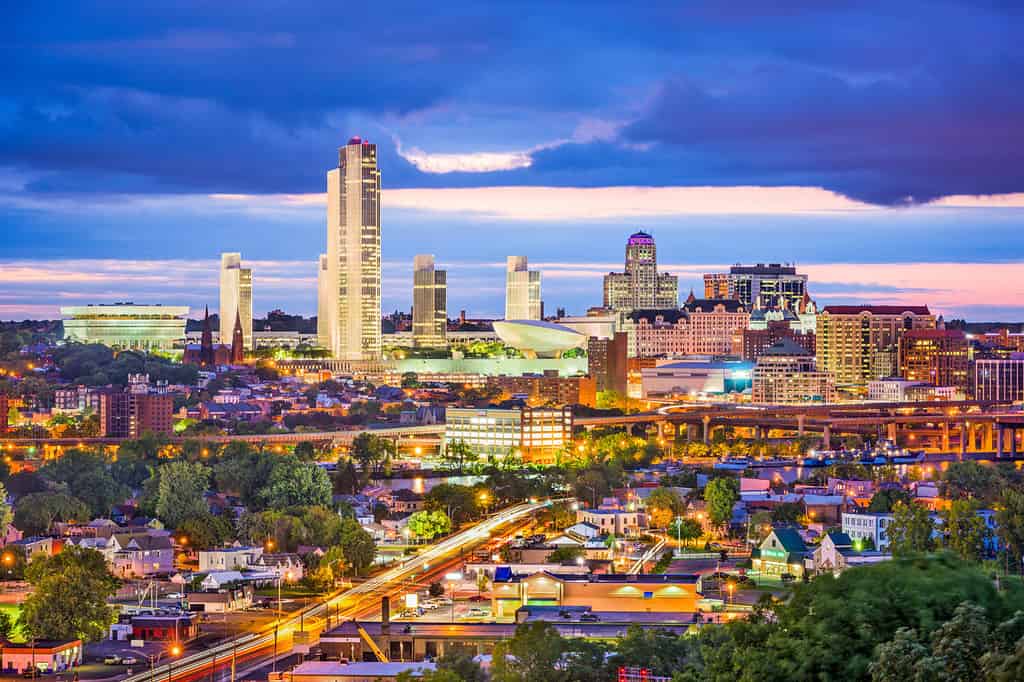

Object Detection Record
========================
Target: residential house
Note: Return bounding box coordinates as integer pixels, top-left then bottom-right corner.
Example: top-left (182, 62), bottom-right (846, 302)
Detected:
top-left (257, 553), bottom-right (305, 582)
top-left (383, 489), bottom-right (425, 514)
top-left (575, 509), bottom-right (642, 537)
top-left (198, 546), bottom-right (263, 572)
top-left (187, 584), bottom-right (254, 613)
top-left (111, 533), bottom-right (174, 578)
top-left (812, 531), bottom-right (891, 575)
top-left (200, 570), bottom-right (246, 590)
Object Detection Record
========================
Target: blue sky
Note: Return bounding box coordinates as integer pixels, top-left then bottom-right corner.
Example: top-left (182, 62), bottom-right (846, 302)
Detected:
top-left (2, 1), bottom-right (1024, 320)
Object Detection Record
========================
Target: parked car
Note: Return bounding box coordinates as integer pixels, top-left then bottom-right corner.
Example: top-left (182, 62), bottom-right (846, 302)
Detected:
top-left (121, 658), bottom-right (138, 665)
top-left (103, 656), bottom-right (122, 665)
top-left (579, 613), bottom-right (600, 622)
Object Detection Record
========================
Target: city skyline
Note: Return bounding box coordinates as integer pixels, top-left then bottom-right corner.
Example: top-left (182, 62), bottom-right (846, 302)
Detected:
top-left (3, 3), bottom-right (1024, 320)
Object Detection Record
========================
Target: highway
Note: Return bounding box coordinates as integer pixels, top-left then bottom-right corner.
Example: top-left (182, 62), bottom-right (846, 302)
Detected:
top-left (121, 499), bottom-right (558, 682)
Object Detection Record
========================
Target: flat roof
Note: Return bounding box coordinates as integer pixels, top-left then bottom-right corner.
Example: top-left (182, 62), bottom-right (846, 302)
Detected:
top-left (61, 304), bottom-right (190, 317)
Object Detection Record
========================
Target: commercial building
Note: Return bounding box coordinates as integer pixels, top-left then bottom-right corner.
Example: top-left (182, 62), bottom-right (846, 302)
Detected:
top-left (491, 571), bottom-right (702, 618)
top-left (505, 256), bottom-right (542, 320)
top-left (702, 263), bottom-right (808, 310)
top-left (751, 338), bottom-right (835, 404)
top-left (682, 298), bottom-right (749, 355)
top-left (742, 319), bottom-right (816, 361)
top-left (626, 309), bottom-right (689, 358)
top-left (443, 406), bottom-right (572, 464)
top-left (603, 231), bottom-right (678, 312)
top-left (324, 137), bottom-right (382, 361)
top-left (751, 528), bottom-right (809, 578)
top-left (899, 328), bottom-right (969, 391)
top-left (61, 303), bottom-right (189, 351)
top-left (974, 354), bottom-right (1024, 402)
top-left (640, 358), bottom-right (753, 398)
top-left (816, 305), bottom-right (935, 390)
top-left (219, 252), bottom-right (253, 351)
top-left (487, 372), bottom-right (597, 407)
top-left (588, 332), bottom-right (628, 395)
top-left (841, 511), bottom-right (895, 552)
top-left (316, 253), bottom-right (329, 348)
top-left (411, 255), bottom-right (447, 348)
top-left (0, 640), bottom-right (82, 675)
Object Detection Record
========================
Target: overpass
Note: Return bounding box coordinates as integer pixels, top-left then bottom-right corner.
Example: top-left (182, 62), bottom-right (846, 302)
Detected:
top-left (576, 400), bottom-right (1024, 457)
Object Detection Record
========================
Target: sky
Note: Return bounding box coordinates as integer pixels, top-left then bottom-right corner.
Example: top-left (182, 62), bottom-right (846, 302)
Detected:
top-left (2, 1), bottom-right (1024, 321)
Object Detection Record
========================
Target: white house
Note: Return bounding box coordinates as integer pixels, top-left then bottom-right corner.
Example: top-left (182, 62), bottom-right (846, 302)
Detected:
top-left (198, 545), bottom-right (263, 572)
top-left (200, 570), bottom-right (246, 590)
top-left (841, 512), bottom-right (895, 551)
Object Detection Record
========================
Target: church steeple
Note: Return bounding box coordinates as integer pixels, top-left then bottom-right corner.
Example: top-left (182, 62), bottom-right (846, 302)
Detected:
top-left (231, 310), bottom-right (245, 364)
top-left (685, 289), bottom-right (696, 305)
top-left (200, 305), bottom-right (214, 366)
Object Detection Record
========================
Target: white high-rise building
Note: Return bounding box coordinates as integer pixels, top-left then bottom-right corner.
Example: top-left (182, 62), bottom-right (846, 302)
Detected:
top-left (602, 231), bottom-right (677, 312)
top-left (412, 254), bottom-right (447, 347)
top-left (219, 253), bottom-right (253, 350)
top-left (316, 253), bottom-right (329, 348)
top-left (325, 137), bottom-right (382, 361)
top-left (505, 256), bottom-right (541, 320)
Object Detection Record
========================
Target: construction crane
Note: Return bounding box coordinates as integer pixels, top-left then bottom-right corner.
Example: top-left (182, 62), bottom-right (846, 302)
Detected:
top-left (356, 624), bottom-right (388, 663)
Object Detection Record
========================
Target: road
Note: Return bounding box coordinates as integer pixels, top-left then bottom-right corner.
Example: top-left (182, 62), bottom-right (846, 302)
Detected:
top-left (121, 499), bottom-right (559, 682)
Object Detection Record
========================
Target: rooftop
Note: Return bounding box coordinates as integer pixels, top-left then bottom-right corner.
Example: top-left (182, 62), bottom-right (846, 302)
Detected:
top-left (822, 305), bottom-right (931, 316)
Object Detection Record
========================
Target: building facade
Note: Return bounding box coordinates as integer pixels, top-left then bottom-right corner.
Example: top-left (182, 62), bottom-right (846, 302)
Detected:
top-left (99, 390), bottom-right (173, 438)
top-left (587, 332), bottom-right (628, 395)
top-left (702, 263), bottom-right (808, 310)
top-left (317, 253), bottom-right (329, 348)
top-left (974, 355), bottom-right (1024, 402)
top-left (603, 231), bottom-right (678, 312)
top-left (443, 406), bottom-right (573, 464)
top-left (487, 372), bottom-right (597, 407)
top-left (841, 512), bottom-right (895, 552)
top-left (752, 339), bottom-right (835, 404)
top-left (412, 255), bottom-right (447, 348)
top-left (505, 256), bottom-right (542, 320)
top-left (682, 298), bottom-right (749, 355)
top-left (219, 252), bottom-right (253, 351)
top-left (816, 305), bottom-right (936, 390)
top-left (640, 358), bottom-right (754, 398)
top-left (325, 137), bottom-right (382, 361)
top-left (899, 328), bottom-right (969, 391)
top-left (742, 320), bottom-right (816, 361)
top-left (61, 304), bottom-right (189, 351)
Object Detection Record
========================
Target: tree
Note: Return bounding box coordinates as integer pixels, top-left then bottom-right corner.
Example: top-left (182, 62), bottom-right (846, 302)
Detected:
top-left (0, 482), bottom-right (12, 531)
top-left (887, 501), bottom-right (935, 556)
top-left (476, 571), bottom-right (490, 597)
top-left (869, 627), bottom-right (929, 682)
top-left (704, 477), bottom-right (739, 532)
top-left (258, 457), bottom-right (332, 510)
top-left (940, 461), bottom-right (1002, 503)
top-left (176, 514), bottom-right (236, 550)
top-left (425, 484), bottom-right (479, 524)
top-left (293, 441), bottom-right (317, 462)
top-left (14, 492), bottom-right (90, 535)
top-left (39, 448), bottom-right (126, 518)
top-left (18, 546), bottom-right (118, 642)
top-left (428, 581), bottom-right (444, 598)
top-left (996, 488), bottom-right (1024, 572)
top-left (492, 622), bottom-right (568, 682)
top-left (939, 499), bottom-right (989, 563)
top-left (547, 545), bottom-right (585, 564)
top-left (441, 440), bottom-right (479, 474)
top-left (771, 502), bottom-right (803, 524)
top-left (155, 460), bottom-right (211, 528)
top-left (408, 510), bottom-right (452, 541)
top-left (338, 517), bottom-right (376, 575)
top-left (668, 517), bottom-right (702, 548)
top-left (868, 488), bottom-right (914, 513)
top-left (350, 433), bottom-right (394, 480)
top-left (0, 611), bottom-right (13, 641)
top-left (646, 487), bottom-right (684, 529)
top-left (921, 601), bottom-right (991, 681)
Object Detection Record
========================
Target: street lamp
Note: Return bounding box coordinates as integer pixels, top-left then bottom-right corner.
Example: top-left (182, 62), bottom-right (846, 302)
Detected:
top-left (445, 572), bottom-right (462, 624)
top-left (2, 552), bottom-right (13, 579)
top-left (149, 643), bottom-right (181, 682)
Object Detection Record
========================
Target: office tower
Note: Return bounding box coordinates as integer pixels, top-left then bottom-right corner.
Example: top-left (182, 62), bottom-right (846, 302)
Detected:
top-left (703, 263), bottom-right (808, 310)
top-left (899, 328), bottom-right (969, 390)
top-left (975, 355), bottom-right (1024, 402)
top-left (752, 338), bottom-right (835, 404)
top-left (316, 254), bottom-right (329, 348)
top-left (219, 253), bottom-right (253, 350)
top-left (412, 254), bottom-right (447, 347)
top-left (816, 305), bottom-right (936, 390)
top-left (603, 231), bottom-right (678, 312)
top-left (505, 256), bottom-right (542, 320)
top-left (588, 332), bottom-right (628, 395)
top-left (325, 137), bottom-right (382, 361)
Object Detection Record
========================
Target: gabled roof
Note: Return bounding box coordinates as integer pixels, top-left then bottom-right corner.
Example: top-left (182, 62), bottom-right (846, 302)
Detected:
top-left (770, 527), bottom-right (808, 553)
top-left (825, 531), bottom-right (853, 548)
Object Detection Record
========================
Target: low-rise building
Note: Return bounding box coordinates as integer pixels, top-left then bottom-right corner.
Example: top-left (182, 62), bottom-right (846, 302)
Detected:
top-left (841, 511), bottom-right (895, 551)
top-left (198, 546), bottom-right (263, 572)
top-left (490, 570), bottom-right (702, 619)
top-left (751, 338), bottom-right (835, 404)
top-left (0, 640), bottom-right (82, 675)
top-left (812, 531), bottom-right (892, 575)
top-left (640, 357), bottom-right (754, 398)
top-left (111, 533), bottom-right (174, 578)
top-left (285, 661), bottom-right (437, 682)
top-left (443, 406), bottom-right (573, 465)
top-left (187, 584), bottom-right (254, 613)
top-left (750, 527), bottom-right (808, 578)
top-left (575, 508), bottom-right (642, 537)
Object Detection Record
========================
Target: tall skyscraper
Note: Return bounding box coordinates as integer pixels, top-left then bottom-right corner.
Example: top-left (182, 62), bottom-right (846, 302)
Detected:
top-left (325, 137), bottom-right (382, 361)
top-left (412, 254), bottom-right (447, 347)
top-left (702, 263), bottom-right (807, 310)
top-left (505, 256), bottom-right (542, 320)
top-left (219, 253), bottom-right (253, 350)
top-left (603, 231), bottom-right (678, 312)
top-left (316, 253), bottom-right (329, 348)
